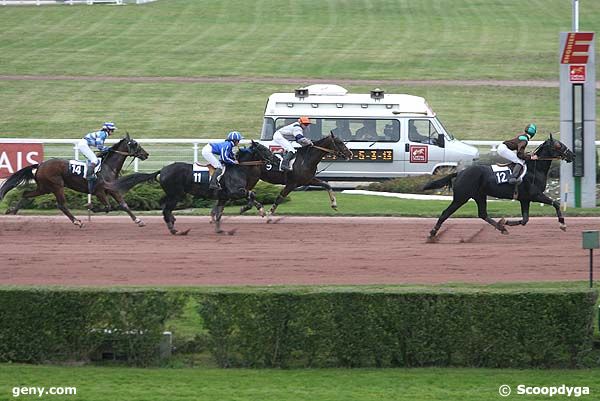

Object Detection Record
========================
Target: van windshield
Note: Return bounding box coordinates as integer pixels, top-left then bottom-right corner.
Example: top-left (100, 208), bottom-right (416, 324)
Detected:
top-left (436, 118), bottom-right (454, 140)
top-left (261, 118), bottom-right (400, 142)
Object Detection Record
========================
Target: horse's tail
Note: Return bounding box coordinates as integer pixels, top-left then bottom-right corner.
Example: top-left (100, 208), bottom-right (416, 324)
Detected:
top-left (110, 171), bottom-right (160, 193)
top-left (0, 164), bottom-right (38, 200)
top-left (422, 172), bottom-right (458, 191)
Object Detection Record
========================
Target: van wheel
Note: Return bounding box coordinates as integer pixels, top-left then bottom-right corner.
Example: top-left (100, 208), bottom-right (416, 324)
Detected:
top-left (433, 166), bottom-right (456, 176)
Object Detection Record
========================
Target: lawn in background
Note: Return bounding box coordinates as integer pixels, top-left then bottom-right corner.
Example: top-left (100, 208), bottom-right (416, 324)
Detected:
top-left (1, 0), bottom-right (599, 138)
top-left (0, 80), bottom-right (563, 141)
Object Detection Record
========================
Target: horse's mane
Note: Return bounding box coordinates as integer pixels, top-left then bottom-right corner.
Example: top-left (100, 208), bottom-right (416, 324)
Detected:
top-left (110, 137), bottom-right (127, 149)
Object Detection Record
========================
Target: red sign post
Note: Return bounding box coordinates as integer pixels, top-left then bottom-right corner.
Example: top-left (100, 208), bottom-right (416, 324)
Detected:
top-left (0, 143), bottom-right (44, 178)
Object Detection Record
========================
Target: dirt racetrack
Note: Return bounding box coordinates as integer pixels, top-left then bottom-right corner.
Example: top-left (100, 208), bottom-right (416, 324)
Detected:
top-left (0, 215), bottom-right (597, 287)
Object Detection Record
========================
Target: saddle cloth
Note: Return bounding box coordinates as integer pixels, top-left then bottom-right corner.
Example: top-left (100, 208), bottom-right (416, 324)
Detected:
top-left (193, 163), bottom-right (212, 185)
top-left (490, 163), bottom-right (524, 185)
top-left (69, 160), bottom-right (101, 178)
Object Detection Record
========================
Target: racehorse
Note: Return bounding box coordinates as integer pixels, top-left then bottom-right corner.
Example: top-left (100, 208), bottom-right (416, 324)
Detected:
top-left (111, 140), bottom-right (274, 235)
top-left (0, 133), bottom-right (149, 228)
top-left (240, 133), bottom-right (353, 217)
top-left (423, 135), bottom-right (575, 241)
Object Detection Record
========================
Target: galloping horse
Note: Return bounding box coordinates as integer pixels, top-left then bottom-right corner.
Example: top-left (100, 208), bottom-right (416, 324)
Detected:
top-left (423, 135), bottom-right (575, 240)
top-left (240, 133), bottom-right (353, 217)
top-left (0, 133), bottom-right (149, 227)
top-left (112, 140), bottom-right (274, 235)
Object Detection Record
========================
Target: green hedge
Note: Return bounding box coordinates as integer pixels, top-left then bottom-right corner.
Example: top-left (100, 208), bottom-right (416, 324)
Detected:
top-left (1, 288), bottom-right (596, 368)
top-left (197, 290), bottom-right (598, 368)
top-left (0, 289), bottom-right (186, 365)
top-left (0, 180), bottom-right (287, 211)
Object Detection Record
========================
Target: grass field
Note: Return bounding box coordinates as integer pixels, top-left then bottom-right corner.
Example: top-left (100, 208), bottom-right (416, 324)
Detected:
top-left (1, 0), bottom-right (599, 139)
top-left (0, 81), bottom-right (565, 141)
top-left (1, 364), bottom-right (599, 401)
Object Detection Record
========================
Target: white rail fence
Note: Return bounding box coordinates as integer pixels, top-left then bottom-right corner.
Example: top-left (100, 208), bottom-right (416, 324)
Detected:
top-left (1, 0), bottom-right (156, 5)
top-left (1, 138), bottom-right (589, 174)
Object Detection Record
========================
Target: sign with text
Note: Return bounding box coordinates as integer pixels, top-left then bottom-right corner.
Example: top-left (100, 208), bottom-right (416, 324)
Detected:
top-left (409, 145), bottom-right (428, 163)
top-left (0, 143), bottom-right (44, 178)
top-left (569, 65), bottom-right (586, 82)
top-left (561, 32), bottom-right (594, 64)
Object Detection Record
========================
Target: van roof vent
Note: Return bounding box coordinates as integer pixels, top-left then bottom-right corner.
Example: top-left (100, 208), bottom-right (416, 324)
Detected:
top-left (305, 84), bottom-right (348, 96)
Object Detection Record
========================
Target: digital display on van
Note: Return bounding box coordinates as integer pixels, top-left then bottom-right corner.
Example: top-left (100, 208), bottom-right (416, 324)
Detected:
top-left (324, 149), bottom-right (393, 162)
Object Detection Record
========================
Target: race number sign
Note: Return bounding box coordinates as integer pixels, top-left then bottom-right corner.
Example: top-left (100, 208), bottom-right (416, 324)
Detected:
top-left (0, 143), bottom-right (44, 178)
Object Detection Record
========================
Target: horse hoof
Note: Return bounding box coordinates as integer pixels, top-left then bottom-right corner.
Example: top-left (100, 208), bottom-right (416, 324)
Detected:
top-left (426, 235), bottom-right (438, 244)
top-left (137, 221), bottom-right (145, 227)
top-left (74, 220), bottom-right (84, 228)
top-left (500, 229), bottom-right (509, 235)
top-left (177, 229), bottom-right (191, 236)
top-left (258, 208), bottom-right (265, 217)
top-left (560, 224), bottom-right (567, 232)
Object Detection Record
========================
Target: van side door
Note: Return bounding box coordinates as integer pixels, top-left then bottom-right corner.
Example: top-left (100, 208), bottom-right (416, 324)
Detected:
top-left (403, 119), bottom-right (446, 174)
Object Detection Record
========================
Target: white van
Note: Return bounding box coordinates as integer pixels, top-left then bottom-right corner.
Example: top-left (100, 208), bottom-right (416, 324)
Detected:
top-left (259, 84), bottom-right (479, 180)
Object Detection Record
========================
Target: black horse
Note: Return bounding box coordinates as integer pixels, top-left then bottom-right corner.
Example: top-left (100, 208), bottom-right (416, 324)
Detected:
top-left (112, 140), bottom-right (273, 235)
top-left (423, 135), bottom-right (575, 240)
top-left (240, 133), bottom-right (353, 218)
top-left (0, 134), bottom-right (149, 228)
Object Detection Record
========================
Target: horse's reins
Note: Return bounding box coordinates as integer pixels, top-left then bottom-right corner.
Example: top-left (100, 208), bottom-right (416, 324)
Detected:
top-left (529, 141), bottom-right (568, 187)
top-left (238, 160), bottom-right (266, 166)
top-left (311, 143), bottom-right (349, 175)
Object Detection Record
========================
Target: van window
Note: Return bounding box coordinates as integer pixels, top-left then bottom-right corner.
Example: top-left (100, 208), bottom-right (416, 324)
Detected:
top-left (261, 117), bottom-right (400, 142)
top-left (408, 119), bottom-right (439, 145)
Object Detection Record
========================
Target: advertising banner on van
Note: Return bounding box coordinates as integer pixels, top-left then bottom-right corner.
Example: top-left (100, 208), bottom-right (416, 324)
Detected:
top-left (0, 143), bottom-right (44, 178)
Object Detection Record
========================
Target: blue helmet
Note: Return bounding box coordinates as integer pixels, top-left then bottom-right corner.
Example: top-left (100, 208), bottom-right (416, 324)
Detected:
top-left (226, 131), bottom-right (243, 142)
top-left (525, 123), bottom-right (536, 137)
top-left (102, 122), bottom-right (117, 131)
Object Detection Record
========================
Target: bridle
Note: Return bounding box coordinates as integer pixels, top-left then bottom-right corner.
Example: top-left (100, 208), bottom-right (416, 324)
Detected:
top-left (531, 140), bottom-right (570, 161)
top-left (109, 139), bottom-right (145, 159)
top-left (237, 143), bottom-right (276, 166)
top-left (312, 137), bottom-right (351, 160)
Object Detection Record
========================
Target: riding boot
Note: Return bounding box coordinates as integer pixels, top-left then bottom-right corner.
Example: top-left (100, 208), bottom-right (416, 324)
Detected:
top-left (508, 164), bottom-right (523, 185)
top-left (87, 175), bottom-right (97, 195)
top-left (280, 151), bottom-right (294, 172)
top-left (87, 162), bottom-right (97, 180)
top-left (209, 168), bottom-right (222, 190)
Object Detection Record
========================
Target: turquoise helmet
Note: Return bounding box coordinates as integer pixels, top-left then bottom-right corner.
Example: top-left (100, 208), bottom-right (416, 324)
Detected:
top-left (525, 123), bottom-right (537, 137)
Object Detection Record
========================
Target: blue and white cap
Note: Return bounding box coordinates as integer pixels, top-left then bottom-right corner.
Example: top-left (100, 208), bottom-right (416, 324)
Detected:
top-left (102, 122), bottom-right (117, 131)
top-left (226, 131), bottom-right (243, 141)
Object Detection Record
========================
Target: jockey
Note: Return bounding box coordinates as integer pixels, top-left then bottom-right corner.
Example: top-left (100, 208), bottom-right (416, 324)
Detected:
top-left (497, 123), bottom-right (539, 184)
top-left (77, 122), bottom-right (116, 178)
top-left (201, 131), bottom-right (242, 190)
top-left (273, 116), bottom-right (314, 171)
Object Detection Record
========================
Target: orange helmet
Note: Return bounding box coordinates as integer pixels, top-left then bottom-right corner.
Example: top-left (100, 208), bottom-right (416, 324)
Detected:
top-left (298, 116), bottom-right (311, 125)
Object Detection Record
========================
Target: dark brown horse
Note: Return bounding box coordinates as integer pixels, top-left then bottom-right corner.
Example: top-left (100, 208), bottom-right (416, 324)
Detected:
top-left (241, 133), bottom-right (353, 218)
top-left (0, 134), bottom-right (149, 228)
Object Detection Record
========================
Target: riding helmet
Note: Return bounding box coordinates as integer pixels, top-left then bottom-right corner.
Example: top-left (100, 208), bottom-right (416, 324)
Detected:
top-left (525, 123), bottom-right (537, 137)
top-left (102, 122), bottom-right (118, 131)
top-left (298, 116), bottom-right (311, 125)
top-left (226, 131), bottom-right (244, 142)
